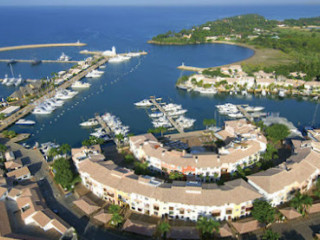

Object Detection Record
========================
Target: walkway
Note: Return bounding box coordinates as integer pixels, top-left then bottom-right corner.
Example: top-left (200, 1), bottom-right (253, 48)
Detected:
top-left (236, 105), bottom-right (254, 122)
top-left (177, 65), bottom-right (205, 72)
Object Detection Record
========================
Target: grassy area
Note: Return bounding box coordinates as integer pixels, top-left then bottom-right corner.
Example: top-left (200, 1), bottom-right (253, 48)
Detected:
top-left (205, 41), bottom-right (293, 70)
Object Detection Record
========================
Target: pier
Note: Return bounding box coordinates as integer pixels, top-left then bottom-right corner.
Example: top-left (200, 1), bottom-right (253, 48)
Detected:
top-left (177, 64), bottom-right (205, 72)
top-left (149, 96), bottom-right (184, 134)
top-left (0, 59), bottom-right (80, 64)
top-left (0, 42), bottom-right (86, 52)
top-left (236, 105), bottom-right (254, 122)
top-left (95, 114), bottom-right (113, 136)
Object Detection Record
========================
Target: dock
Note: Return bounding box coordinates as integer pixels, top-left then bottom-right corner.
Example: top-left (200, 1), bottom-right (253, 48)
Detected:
top-left (149, 96), bottom-right (184, 134)
top-left (80, 50), bottom-right (148, 56)
top-left (177, 65), bottom-right (205, 72)
top-left (95, 114), bottom-right (113, 136)
top-left (0, 59), bottom-right (80, 64)
top-left (236, 105), bottom-right (254, 122)
top-left (0, 42), bottom-right (86, 52)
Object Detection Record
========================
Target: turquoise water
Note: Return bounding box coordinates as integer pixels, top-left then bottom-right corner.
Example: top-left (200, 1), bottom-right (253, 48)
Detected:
top-left (1, 5), bottom-right (320, 146)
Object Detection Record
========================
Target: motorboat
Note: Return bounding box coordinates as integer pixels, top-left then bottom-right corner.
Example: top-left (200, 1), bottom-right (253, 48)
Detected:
top-left (2, 74), bottom-right (9, 85)
top-left (32, 106), bottom-right (53, 115)
top-left (176, 116), bottom-right (196, 129)
top-left (163, 103), bottom-right (182, 112)
top-left (45, 98), bottom-right (64, 107)
top-left (71, 81), bottom-right (91, 89)
top-left (149, 112), bottom-right (163, 118)
top-left (244, 106), bottom-right (264, 112)
top-left (167, 109), bottom-right (188, 117)
top-left (99, 65), bottom-right (106, 69)
top-left (228, 113), bottom-right (244, 118)
top-left (15, 119), bottom-right (36, 126)
top-left (85, 69), bottom-right (104, 78)
top-left (80, 118), bottom-right (99, 127)
top-left (57, 52), bottom-right (71, 61)
top-left (197, 87), bottom-right (217, 95)
top-left (55, 89), bottom-right (78, 100)
top-left (134, 99), bottom-right (153, 107)
top-left (109, 55), bottom-right (131, 63)
top-left (279, 90), bottom-right (286, 98)
top-left (261, 89), bottom-right (267, 96)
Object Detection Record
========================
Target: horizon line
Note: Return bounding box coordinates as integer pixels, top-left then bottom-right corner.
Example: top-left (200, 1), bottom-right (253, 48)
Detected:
top-left (1, 3), bottom-right (320, 6)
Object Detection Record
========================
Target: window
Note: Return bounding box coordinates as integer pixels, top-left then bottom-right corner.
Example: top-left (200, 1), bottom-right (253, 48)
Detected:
top-left (153, 205), bottom-right (159, 211)
top-left (226, 209), bottom-right (232, 215)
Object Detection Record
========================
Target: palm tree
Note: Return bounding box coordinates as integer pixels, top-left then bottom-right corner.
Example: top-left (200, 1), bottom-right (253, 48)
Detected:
top-left (290, 192), bottom-right (313, 216)
top-left (158, 221), bottom-right (171, 239)
top-left (203, 119), bottom-right (216, 130)
top-left (196, 216), bottom-right (220, 239)
top-left (262, 229), bottom-right (280, 240)
top-left (109, 204), bottom-right (121, 214)
top-left (110, 213), bottom-right (123, 227)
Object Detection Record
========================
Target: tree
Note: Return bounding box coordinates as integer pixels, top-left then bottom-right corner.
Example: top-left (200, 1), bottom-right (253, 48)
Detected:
top-left (169, 171), bottom-right (184, 180)
top-left (265, 124), bottom-right (290, 143)
top-left (261, 144), bottom-right (278, 161)
top-left (251, 199), bottom-right (276, 225)
top-left (115, 133), bottom-right (124, 142)
top-left (52, 158), bottom-right (74, 189)
top-left (0, 113), bottom-right (5, 120)
top-left (109, 204), bottom-right (121, 214)
top-left (124, 154), bottom-right (134, 165)
top-left (59, 144), bottom-right (71, 156)
top-left (148, 127), bottom-right (167, 137)
top-left (290, 192), bottom-right (313, 216)
top-left (158, 222), bottom-right (171, 239)
top-left (196, 216), bottom-right (220, 238)
top-left (262, 229), bottom-right (280, 240)
top-left (203, 118), bottom-right (216, 129)
top-left (0, 144), bottom-right (7, 153)
top-left (110, 213), bottom-right (123, 227)
top-left (2, 130), bottom-right (17, 139)
top-left (48, 147), bottom-right (59, 158)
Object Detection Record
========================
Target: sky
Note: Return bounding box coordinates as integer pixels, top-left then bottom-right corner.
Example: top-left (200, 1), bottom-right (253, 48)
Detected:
top-left (1, 0), bottom-right (319, 6)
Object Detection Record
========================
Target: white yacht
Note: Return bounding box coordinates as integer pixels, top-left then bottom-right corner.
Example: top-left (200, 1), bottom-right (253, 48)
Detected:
top-left (55, 89), bottom-right (78, 100)
top-left (2, 74), bottom-right (9, 85)
top-left (32, 106), bottom-right (53, 115)
top-left (198, 88), bottom-right (217, 95)
top-left (71, 81), bottom-right (91, 89)
top-left (109, 55), bottom-right (131, 63)
top-left (58, 52), bottom-right (71, 61)
top-left (176, 116), bottom-right (196, 129)
top-left (134, 99), bottom-right (153, 107)
top-left (279, 90), bottom-right (286, 98)
top-left (261, 89), bottom-right (267, 96)
top-left (15, 119), bottom-right (36, 126)
top-left (167, 109), bottom-right (188, 117)
top-left (99, 65), bottom-right (106, 69)
top-left (85, 69), bottom-right (104, 78)
top-left (149, 112), bottom-right (163, 118)
top-left (228, 113), bottom-right (244, 119)
top-left (163, 103), bottom-right (182, 112)
top-left (80, 118), bottom-right (99, 127)
top-left (45, 98), bottom-right (64, 107)
top-left (244, 106), bottom-right (264, 112)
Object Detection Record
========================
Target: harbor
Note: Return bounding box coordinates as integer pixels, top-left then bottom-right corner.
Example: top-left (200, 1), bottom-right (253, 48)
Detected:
top-left (0, 48), bottom-right (148, 131)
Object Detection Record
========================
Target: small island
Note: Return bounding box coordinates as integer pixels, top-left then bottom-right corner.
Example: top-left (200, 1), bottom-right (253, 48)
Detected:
top-left (149, 14), bottom-right (320, 81)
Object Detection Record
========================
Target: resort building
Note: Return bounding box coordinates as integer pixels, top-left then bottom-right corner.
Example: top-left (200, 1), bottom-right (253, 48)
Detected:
top-left (75, 157), bottom-right (262, 221)
top-left (6, 166), bottom-right (31, 182)
top-left (247, 139), bottom-right (320, 206)
top-left (129, 119), bottom-right (267, 178)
